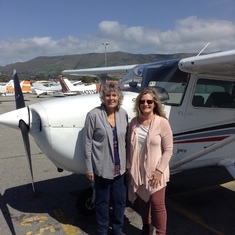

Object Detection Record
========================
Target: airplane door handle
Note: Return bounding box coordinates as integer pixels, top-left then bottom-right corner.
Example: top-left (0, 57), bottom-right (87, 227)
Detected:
top-left (176, 149), bottom-right (187, 153)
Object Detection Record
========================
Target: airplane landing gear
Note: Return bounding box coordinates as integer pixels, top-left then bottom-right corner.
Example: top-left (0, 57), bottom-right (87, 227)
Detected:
top-left (76, 182), bottom-right (96, 216)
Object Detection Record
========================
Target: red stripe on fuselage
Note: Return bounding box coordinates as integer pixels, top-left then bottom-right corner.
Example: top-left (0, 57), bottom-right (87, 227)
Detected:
top-left (174, 136), bottom-right (229, 144)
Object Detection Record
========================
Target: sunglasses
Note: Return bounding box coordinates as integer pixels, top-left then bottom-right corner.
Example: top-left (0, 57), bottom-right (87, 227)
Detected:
top-left (139, 100), bottom-right (154, 105)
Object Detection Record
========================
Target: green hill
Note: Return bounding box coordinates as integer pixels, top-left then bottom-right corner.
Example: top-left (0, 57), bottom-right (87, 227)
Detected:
top-left (0, 51), bottom-right (196, 81)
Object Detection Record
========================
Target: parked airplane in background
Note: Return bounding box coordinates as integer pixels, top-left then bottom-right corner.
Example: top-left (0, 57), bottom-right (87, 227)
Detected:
top-left (0, 50), bottom-right (234, 215)
top-left (58, 76), bottom-right (97, 95)
top-left (0, 79), bottom-right (32, 96)
top-left (32, 81), bottom-right (62, 97)
top-left (0, 80), bottom-right (11, 96)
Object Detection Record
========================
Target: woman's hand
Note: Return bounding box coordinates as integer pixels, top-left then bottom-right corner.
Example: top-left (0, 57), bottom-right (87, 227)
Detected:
top-left (150, 170), bottom-right (162, 188)
top-left (86, 172), bottom-right (94, 182)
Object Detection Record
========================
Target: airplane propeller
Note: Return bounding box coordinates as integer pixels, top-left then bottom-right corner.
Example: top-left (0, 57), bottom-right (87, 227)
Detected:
top-left (13, 70), bottom-right (25, 109)
top-left (13, 70), bottom-right (35, 192)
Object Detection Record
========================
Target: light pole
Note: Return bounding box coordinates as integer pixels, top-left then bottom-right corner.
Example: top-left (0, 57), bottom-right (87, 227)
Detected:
top-left (102, 42), bottom-right (109, 66)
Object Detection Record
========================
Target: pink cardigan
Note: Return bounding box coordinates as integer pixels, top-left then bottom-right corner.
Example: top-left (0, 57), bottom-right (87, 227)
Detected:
top-left (127, 115), bottom-right (173, 203)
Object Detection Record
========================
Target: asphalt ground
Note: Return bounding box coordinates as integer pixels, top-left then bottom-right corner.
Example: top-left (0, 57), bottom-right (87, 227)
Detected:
top-left (0, 94), bottom-right (235, 235)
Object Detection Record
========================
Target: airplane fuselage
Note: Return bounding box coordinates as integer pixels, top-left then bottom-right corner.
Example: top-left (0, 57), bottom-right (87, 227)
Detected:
top-left (0, 51), bottom-right (235, 179)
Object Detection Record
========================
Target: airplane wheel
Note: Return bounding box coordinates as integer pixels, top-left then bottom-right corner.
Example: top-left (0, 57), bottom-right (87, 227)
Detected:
top-left (76, 187), bottom-right (95, 216)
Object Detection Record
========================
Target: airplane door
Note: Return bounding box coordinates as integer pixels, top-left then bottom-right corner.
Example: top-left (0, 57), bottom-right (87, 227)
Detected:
top-left (173, 75), bottom-right (235, 165)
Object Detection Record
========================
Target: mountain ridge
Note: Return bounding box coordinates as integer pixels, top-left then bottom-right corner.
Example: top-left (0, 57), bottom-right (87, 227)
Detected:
top-left (0, 51), bottom-right (197, 80)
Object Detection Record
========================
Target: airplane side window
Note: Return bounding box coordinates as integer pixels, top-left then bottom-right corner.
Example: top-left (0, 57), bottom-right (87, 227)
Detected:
top-left (193, 78), bottom-right (235, 108)
top-left (147, 69), bottom-right (189, 106)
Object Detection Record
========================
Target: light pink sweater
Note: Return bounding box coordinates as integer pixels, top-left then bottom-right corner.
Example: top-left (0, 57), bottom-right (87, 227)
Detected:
top-left (127, 115), bottom-right (173, 203)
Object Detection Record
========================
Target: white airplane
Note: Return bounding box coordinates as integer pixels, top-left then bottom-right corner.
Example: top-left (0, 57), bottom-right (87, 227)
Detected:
top-left (32, 81), bottom-right (62, 97)
top-left (0, 79), bottom-right (32, 96)
top-left (0, 50), bottom-right (235, 215)
top-left (58, 76), bottom-right (97, 95)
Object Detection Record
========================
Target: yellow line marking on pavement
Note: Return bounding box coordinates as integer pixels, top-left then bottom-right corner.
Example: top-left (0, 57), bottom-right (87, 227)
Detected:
top-left (26, 227), bottom-right (55, 235)
top-left (21, 216), bottom-right (56, 235)
top-left (21, 216), bottom-right (48, 226)
top-left (53, 208), bottom-right (79, 235)
top-left (167, 198), bottom-right (224, 235)
top-left (167, 182), bottom-right (235, 235)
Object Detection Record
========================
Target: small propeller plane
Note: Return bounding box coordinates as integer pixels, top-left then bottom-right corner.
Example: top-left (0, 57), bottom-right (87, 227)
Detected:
top-left (58, 76), bottom-right (97, 95)
top-left (0, 49), bottom-right (234, 215)
top-left (32, 81), bottom-right (62, 97)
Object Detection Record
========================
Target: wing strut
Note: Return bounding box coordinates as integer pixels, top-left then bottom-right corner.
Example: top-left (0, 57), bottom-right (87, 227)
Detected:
top-left (171, 135), bottom-right (235, 169)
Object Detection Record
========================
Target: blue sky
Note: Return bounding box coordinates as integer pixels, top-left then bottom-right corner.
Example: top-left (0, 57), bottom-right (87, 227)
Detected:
top-left (0, 0), bottom-right (235, 66)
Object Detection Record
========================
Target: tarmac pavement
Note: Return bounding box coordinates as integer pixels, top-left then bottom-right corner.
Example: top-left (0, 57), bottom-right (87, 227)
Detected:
top-left (0, 94), bottom-right (235, 235)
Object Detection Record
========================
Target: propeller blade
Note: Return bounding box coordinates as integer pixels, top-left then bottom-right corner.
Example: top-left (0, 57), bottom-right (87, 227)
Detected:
top-left (13, 70), bottom-right (35, 192)
top-left (13, 70), bottom-right (25, 109)
top-left (19, 119), bottom-right (35, 192)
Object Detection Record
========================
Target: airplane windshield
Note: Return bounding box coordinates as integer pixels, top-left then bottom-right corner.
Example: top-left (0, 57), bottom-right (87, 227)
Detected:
top-left (119, 60), bottom-right (190, 105)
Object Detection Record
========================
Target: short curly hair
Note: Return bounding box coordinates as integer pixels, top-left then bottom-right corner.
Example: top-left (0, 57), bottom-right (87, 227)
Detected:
top-left (100, 83), bottom-right (124, 110)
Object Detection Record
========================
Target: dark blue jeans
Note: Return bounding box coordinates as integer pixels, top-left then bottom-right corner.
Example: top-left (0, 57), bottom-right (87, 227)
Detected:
top-left (95, 174), bottom-right (126, 235)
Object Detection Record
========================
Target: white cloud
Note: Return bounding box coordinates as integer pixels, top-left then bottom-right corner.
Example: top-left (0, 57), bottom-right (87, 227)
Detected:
top-left (97, 17), bottom-right (235, 53)
top-left (0, 17), bottom-right (234, 66)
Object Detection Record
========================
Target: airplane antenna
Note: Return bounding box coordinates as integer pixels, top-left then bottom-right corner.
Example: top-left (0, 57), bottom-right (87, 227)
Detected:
top-left (197, 42), bottom-right (210, 56)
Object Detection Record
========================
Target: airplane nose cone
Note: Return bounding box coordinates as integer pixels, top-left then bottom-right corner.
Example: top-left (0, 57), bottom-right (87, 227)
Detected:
top-left (0, 107), bottom-right (29, 129)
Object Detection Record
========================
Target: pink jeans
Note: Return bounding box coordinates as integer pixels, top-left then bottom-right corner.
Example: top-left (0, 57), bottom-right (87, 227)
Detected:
top-left (138, 187), bottom-right (166, 235)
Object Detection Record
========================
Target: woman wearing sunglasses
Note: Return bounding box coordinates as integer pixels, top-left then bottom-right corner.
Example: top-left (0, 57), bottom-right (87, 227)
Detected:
top-left (127, 87), bottom-right (173, 235)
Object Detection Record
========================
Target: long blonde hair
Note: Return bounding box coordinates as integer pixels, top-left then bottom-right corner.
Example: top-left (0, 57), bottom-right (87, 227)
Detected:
top-left (134, 87), bottom-right (167, 119)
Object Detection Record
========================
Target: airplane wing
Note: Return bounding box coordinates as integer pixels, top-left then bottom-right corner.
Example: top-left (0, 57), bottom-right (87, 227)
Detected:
top-left (178, 50), bottom-right (235, 76)
top-left (34, 88), bottom-right (47, 96)
top-left (62, 64), bottom-right (138, 75)
top-left (62, 64), bottom-right (138, 84)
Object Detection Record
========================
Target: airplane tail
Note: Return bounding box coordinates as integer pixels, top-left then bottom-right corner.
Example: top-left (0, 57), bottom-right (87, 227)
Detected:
top-left (5, 80), bottom-right (14, 87)
top-left (58, 76), bottom-right (80, 95)
top-left (1, 79), bottom-right (32, 95)
top-left (5, 80), bottom-right (15, 95)
top-left (20, 80), bottom-right (32, 93)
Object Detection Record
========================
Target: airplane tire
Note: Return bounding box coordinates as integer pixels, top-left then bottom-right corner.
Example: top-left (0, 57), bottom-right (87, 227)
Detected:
top-left (76, 187), bottom-right (95, 216)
